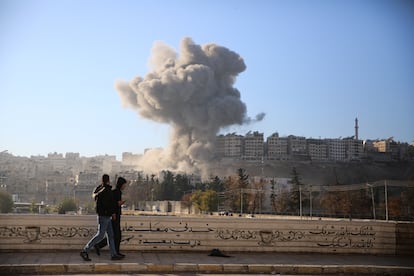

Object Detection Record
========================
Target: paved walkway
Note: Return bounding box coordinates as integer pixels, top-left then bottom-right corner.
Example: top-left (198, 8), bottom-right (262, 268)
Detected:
top-left (0, 250), bottom-right (413, 275)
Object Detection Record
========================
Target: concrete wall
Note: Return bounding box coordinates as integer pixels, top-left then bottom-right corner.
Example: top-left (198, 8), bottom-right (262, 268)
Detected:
top-left (0, 214), bottom-right (412, 255)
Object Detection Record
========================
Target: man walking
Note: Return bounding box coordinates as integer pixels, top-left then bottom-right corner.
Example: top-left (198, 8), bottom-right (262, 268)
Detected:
top-left (95, 176), bottom-right (128, 256)
top-left (80, 174), bottom-right (124, 261)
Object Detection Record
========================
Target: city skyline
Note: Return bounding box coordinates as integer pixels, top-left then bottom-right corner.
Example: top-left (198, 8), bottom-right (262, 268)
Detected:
top-left (1, 124), bottom-right (409, 160)
top-left (1, 0), bottom-right (413, 160)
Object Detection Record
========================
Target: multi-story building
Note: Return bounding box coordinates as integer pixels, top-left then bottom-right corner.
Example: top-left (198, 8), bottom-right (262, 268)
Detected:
top-left (65, 152), bottom-right (82, 175)
top-left (215, 135), bottom-right (225, 158)
top-left (82, 155), bottom-right (117, 174)
top-left (344, 137), bottom-right (364, 161)
top-left (373, 139), bottom-right (389, 152)
top-left (244, 131), bottom-right (264, 161)
top-left (47, 152), bottom-right (66, 171)
top-left (74, 171), bottom-right (101, 206)
top-left (267, 133), bottom-right (289, 160)
top-left (307, 138), bottom-right (328, 161)
top-left (215, 133), bottom-right (378, 162)
top-left (225, 134), bottom-right (243, 159)
top-left (364, 140), bottom-right (377, 152)
top-left (326, 139), bottom-right (346, 161)
top-left (44, 171), bottom-right (75, 205)
top-left (1, 115), bottom-right (412, 210)
top-left (215, 133), bottom-right (243, 159)
top-left (376, 138), bottom-right (407, 160)
top-left (288, 135), bottom-right (308, 160)
top-left (0, 153), bottom-right (37, 202)
top-left (122, 152), bottom-right (142, 166)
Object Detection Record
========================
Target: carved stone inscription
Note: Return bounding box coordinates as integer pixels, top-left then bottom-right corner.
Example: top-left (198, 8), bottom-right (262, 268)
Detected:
top-left (0, 226), bottom-right (94, 243)
top-left (216, 225), bottom-right (376, 250)
top-left (310, 225), bottom-right (376, 249)
top-left (0, 218), bottom-right (378, 252)
top-left (0, 221), bottom-right (212, 249)
top-left (119, 221), bottom-right (213, 248)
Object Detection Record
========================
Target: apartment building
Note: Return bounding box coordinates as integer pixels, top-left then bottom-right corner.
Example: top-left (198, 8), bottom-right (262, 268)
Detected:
top-left (371, 138), bottom-right (408, 160)
top-left (122, 152), bottom-right (142, 166)
top-left (326, 139), bottom-right (346, 161)
top-left (344, 138), bottom-right (364, 161)
top-left (214, 133), bottom-right (367, 162)
top-left (215, 135), bottom-right (225, 158)
top-left (215, 133), bottom-right (243, 159)
top-left (288, 135), bottom-right (307, 160)
top-left (307, 138), bottom-right (328, 161)
top-left (373, 140), bottom-right (389, 152)
top-left (44, 171), bottom-right (74, 205)
top-left (267, 133), bottom-right (289, 160)
top-left (47, 152), bottom-right (66, 171)
top-left (74, 171), bottom-right (100, 205)
top-left (65, 152), bottom-right (82, 174)
top-left (244, 131), bottom-right (264, 160)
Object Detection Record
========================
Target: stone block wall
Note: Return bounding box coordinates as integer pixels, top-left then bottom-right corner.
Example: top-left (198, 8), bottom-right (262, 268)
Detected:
top-left (396, 222), bottom-right (414, 255)
top-left (0, 214), bottom-right (412, 255)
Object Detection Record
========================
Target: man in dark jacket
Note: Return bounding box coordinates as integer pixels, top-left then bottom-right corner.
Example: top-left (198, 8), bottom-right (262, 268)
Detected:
top-left (111, 177), bottom-right (127, 256)
top-left (80, 174), bottom-right (124, 261)
top-left (95, 176), bottom-right (128, 256)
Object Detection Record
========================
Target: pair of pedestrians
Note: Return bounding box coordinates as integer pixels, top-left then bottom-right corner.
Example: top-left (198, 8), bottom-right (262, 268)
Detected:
top-left (80, 174), bottom-right (127, 261)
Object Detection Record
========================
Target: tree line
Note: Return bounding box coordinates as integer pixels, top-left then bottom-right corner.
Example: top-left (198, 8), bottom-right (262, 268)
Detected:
top-left (123, 168), bottom-right (414, 220)
top-left (1, 168), bottom-right (413, 221)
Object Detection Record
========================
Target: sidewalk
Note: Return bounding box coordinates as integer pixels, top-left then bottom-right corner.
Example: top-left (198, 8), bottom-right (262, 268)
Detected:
top-left (1, 250), bottom-right (413, 275)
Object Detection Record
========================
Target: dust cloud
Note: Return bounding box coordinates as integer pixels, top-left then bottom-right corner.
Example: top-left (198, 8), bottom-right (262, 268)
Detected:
top-left (116, 37), bottom-right (264, 177)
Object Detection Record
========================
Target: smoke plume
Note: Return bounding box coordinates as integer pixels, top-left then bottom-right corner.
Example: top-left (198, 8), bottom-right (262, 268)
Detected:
top-left (115, 37), bottom-right (264, 176)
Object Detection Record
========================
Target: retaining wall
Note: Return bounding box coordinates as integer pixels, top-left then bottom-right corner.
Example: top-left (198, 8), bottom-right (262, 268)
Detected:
top-left (0, 214), bottom-right (412, 255)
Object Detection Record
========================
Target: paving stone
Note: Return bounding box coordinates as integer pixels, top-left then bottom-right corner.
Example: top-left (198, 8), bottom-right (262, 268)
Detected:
top-left (223, 264), bottom-right (248, 273)
top-left (146, 263), bottom-right (174, 272)
top-left (120, 263), bottom-right (147, 273)
top-left (38, 264), bottom-right (66, 274)
top-left (174, 263), bottom-right (198, 272)
top-left (66, 263), bottom-right (94, 273)
top-left (1, 251), bottom-right (413, 275)
top-left (198, 264), bottom-right (223, 273)
top-left (94, 263), bottom-right (121, 273)
top-left (248, 264), bottom-right (274, 273)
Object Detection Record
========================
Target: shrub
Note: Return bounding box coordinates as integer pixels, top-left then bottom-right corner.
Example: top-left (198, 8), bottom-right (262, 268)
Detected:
top-left (0, 191), bottom-right (13, 213)
top-left (58, 198), bottom-right (77, 214)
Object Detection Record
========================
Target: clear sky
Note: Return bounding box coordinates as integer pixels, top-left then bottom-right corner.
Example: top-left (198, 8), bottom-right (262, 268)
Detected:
top-left (1, 0), bottom-right (413, 159)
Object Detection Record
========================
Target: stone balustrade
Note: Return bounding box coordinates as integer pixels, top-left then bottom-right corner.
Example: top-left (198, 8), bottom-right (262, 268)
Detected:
top-left (0, 214), bottom-right (412, 255)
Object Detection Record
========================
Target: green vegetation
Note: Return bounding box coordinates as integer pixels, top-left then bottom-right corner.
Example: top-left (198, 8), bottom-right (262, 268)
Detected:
top-left (123, 168), bottom-right (413, 221)
top-left (0, 191), bottom-right (13, 213)
top-left (58, 198), bottom-right (77, 214)
top-left (191, 190), bottom-right (218, 213)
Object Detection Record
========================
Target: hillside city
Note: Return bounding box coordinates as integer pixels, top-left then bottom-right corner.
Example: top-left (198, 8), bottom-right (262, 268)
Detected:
top-left (1, 125), bottom-right (413, 218)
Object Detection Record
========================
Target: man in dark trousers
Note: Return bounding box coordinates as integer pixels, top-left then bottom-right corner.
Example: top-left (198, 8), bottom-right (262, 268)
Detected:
top-left (95, 176), bottom-right (128, 256)
top-left (80, 174), bottom-right (124, 261)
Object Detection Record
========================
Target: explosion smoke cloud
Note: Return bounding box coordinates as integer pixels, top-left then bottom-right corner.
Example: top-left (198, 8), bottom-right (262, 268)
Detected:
top-left (115, 37), bottom-right (264, 176)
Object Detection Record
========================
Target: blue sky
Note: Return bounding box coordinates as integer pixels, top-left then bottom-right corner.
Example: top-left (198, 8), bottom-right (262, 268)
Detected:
top-left (1, 0), bottom-right (413, 159)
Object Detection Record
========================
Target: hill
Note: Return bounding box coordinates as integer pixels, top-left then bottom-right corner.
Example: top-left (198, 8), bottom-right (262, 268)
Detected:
top-left (210, 160), bottom-right (414, 185)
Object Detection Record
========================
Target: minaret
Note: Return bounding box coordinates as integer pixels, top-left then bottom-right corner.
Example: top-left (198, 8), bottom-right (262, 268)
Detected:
top-left (355, 117), bottom-right (359, 140)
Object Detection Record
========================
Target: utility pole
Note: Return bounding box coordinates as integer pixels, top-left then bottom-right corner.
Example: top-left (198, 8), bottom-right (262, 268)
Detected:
top-left (299, 185), bottom-right (302, 220)
top-left (240, 188), bottom-right (243, 216)
top-left (45, 180), bottom-right (48, 204)
top-left (385, 180), bottom-right (389, 221)
top-left (309, 185), bottom-right (312, 219)
top-left (367, 183), bottom-right (376, 220)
